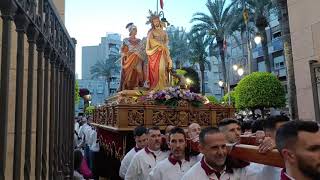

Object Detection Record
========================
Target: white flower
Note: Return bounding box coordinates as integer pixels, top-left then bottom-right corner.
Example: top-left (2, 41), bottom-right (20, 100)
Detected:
top-left (165, 95), bottom-right (171, 100)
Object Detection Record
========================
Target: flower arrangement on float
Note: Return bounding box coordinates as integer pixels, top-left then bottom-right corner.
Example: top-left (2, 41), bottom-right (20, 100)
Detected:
top-left (146, 86), bottom-right (209, 107)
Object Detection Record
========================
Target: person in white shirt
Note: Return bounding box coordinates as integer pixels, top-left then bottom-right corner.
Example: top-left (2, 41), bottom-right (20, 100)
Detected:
top-left (251, 115), bottom-right (290, 180)
top-left (125, 126), bottom-right (169, 180)
top-left (276, 120), bottom-right (320, 180)
top-left (78, 117), bottom-right (92, 148)
top-left (218, 118), bottom-right (282, 180)
top-left (160, 125), bottom-right (176, 151)
top-left (149, 127), bottom-right (200, 180)
top-left (119, 126), bottom-right (148, 179)
top-left (78, 116), bottom-right (93, 166)
top-left (182, 127), bottom-right (257, 180)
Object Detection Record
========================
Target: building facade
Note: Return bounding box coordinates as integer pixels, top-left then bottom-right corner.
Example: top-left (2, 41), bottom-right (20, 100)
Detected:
top-left (82, 33), bottom-right (121, 80)
top-left (288, 0), bottom-right (320, 121)
top-left (81, 32), bottom-right (122, 97)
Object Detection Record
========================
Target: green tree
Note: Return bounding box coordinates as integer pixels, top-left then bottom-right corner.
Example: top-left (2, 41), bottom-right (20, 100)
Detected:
top-left (207, 95), bottom-right (219, 104)
top-left (221, 91), bottom-right (236, 105)
top-left (167, 26), bottom-right (190, 68)
top-left (85, 105), bottom-right (95, 115)
top-left (90, 55), bottom-right (120, 95)
top-left (191, 0), bottom-right (237, 91)
top-left (247, 0), bottom-right (274, 72)
top-left (188, 31), bottom-right (211, 95)
top-left (235, 72), bottom-right (285, 117)
top-left (75, 80), bottom-right (80, 105)
top-left (274, 0), bottom-right (298, 120)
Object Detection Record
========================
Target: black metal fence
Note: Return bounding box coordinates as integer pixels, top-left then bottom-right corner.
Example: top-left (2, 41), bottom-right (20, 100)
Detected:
top-left (0, 0), bottom-right (75, 179)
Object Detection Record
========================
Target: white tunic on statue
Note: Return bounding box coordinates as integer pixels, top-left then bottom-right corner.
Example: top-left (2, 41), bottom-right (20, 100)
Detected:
top-left (148, 154), bottom-right (201, 180)
top-left (125, 147), bottom-right (169, 180)
top-left (181, 157), bottom-right (257, 180)
top-left (119, 147), bottom-right (141, 178)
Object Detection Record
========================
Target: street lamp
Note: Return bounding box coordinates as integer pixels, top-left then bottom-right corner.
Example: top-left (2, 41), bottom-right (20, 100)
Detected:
top-left (254, 34), bottom-right (262, 44)
top-left (237, 68), bottom-right (244, 76)
top-left (218, 62), bottom-right (245, 105)
top-left (186, 78), bottom-right (192, 85)
top-left (218, 80), bottom-right (224, 87)
top-left (233, 64), bottom-right (239, 71)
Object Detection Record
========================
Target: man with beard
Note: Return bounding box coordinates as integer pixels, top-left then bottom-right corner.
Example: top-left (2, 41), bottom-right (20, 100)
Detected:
top-left (276, 120), bottom-right (320, 180)
top-left (125, 126), bottom-right (169, 180)
top-left (146, 11), bottom-right (173, 90)
top-left (148, 127), bottom-right (201, 180)
top-left (182, 127), bottom-right (257, 180)
top-left (119, 126), bottom-right (148, 179)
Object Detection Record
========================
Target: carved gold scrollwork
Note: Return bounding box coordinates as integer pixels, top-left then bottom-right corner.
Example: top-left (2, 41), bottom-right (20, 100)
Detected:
top-left (103, 106), bottom-right (108, 125)
top-left (114, 108), bottom-right (118, 126)
top-left (216, 110), bottom-right (229, 122)
top-left (198, 111), bottom-right (210, 126)
top-left (128, 110), bottom-right (144, 126)
top-left (165, 111), bottom-right (178, 126)
top-left (189, 111), bottom-right (199, 123)
top-left (178, 111), bottom-right (189, 126)
top-left (107, 107), bottom-right (114, 125)
top-left (152, 110), bottom-right (166, 126)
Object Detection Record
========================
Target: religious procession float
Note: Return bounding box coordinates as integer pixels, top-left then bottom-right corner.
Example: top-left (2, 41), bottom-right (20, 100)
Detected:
top-left (90, 8), bottom-right (283, 179)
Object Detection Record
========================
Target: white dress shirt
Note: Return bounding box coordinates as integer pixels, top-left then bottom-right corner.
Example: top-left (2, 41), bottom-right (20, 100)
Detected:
top-left (181, 157), bottom-right (257, 180)
top-left (125, 147), bottom-right (169, 180)
top-left (249, 163), bottom-right (281, 180)
top-left (119, 147), bottom-right (141, 178)
top-left (78, 123), bottom-right (92, 146)
top-left (148, 154), bottom-right (201, 180)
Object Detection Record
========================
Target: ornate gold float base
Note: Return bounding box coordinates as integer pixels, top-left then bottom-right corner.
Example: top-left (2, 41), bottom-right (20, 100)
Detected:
top-left (92, 90), bottom-right (234, 179)
top-left (93, 90), bottom-right (234, 131)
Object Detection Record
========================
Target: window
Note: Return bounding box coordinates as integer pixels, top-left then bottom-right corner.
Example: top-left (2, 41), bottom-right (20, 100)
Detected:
top-left (204, 72), bottom-right (209, 82)
top-left (273, 31), bottom-right (282, 39)
top-left (273, 52), bottom-right (285, 70)
top-left (108, 43), bottom-right (117, 50)
top-left (205, 83), bottom-right (211, 93)
top-left (257, 57), bottom-right (266, 72)
top-left (97, 84), bottom-right (104, 94)
top-left (109, 89), bottom-right (117, 94)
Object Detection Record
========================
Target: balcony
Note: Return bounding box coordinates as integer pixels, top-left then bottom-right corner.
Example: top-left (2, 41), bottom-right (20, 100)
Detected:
top-left (253, 38), bottom-right (284, 58)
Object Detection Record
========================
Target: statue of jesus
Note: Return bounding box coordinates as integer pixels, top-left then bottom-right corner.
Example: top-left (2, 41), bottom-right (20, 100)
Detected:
top-left (146, 11), bottom-right (173, 90)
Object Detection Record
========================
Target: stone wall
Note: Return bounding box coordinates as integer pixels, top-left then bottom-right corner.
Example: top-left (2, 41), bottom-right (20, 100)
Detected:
top-left (288, 0), bottom-right (320, 120)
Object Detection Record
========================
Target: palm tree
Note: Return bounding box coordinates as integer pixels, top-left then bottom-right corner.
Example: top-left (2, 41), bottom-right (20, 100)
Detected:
top-left (90, 55), bottom-right (120, 95)
top-left (191, 0), bottom-right (237, 91)
top-left (188, 31), bottom-right (211, 95)
top-left (247, 0), bottom-right (274, 72)
top-left (167, 26), bottom-right (190, 69)
top-left (274, 0), bottom-right (299, 120)
top-left (229, 1), bottom-right (256, 73)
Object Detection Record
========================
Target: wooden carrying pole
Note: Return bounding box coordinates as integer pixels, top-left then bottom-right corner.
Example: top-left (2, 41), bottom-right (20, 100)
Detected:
top-left (228, 143), bottom-right (285, 168)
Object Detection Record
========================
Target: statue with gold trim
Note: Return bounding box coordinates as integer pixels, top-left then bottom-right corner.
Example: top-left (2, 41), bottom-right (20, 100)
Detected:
top-left (118, 23), bottom-right (147, 91)
top-left (146, 10), bottom-right (173, 90)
